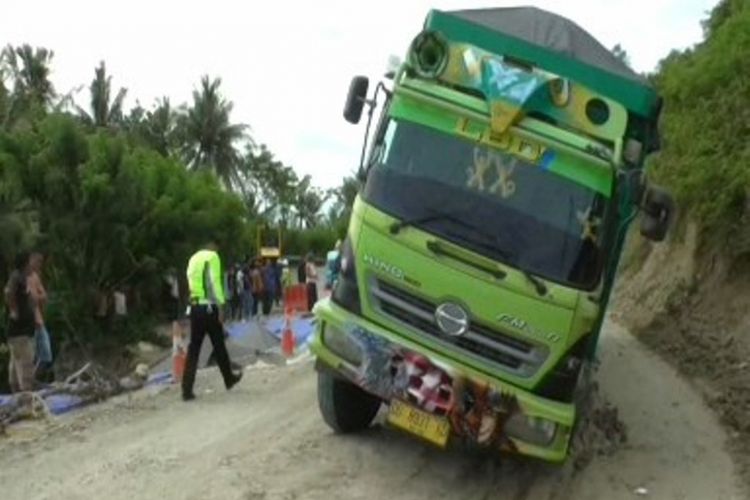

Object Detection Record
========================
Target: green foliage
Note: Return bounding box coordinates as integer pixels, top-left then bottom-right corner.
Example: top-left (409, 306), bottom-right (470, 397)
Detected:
top-left (0, 113), bottom-right (247, 345)
top-left (180, 76), bottom-right (248, 190)
top-left (282, 225), bottom-right (341, 258)
top-left (76, 61), bottom-right (127, 128)
top-left (1, 44), bottom-right (55, 129)
top-left (0, 42), bottom-right (351, 359)
top-left (649, 0), bottom-right (750, 234)
top-left (244, 144), bottom-right (299, 222)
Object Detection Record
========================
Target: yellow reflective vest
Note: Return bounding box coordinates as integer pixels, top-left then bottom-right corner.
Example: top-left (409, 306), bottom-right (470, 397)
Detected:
top-left (186, 249), bottom-right (225, 305)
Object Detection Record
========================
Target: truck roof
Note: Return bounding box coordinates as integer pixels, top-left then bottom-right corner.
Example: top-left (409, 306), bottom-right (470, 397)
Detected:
top-left (425, 7), bottom-right (661, 123)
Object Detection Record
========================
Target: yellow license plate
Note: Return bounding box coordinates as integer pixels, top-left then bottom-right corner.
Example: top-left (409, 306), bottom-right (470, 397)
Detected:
top-left (387, 399), bottom-right (451, 448)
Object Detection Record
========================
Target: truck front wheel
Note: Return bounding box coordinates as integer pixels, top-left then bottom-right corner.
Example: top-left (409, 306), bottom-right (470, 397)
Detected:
top-left (317, 370), bottom-right (381, 433)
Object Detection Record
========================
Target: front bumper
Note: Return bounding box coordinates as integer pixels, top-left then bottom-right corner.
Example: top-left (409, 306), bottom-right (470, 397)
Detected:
top-left (311, 298), bottom-right (574, 462)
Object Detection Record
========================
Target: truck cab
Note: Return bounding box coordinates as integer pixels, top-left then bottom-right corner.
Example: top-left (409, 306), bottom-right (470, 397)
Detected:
top-left (311, 7), bottom-right (672, 462)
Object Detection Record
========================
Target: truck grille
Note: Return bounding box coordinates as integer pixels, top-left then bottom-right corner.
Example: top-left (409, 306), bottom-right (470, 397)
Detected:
top-left (371, 279), bottom-right (548, 378)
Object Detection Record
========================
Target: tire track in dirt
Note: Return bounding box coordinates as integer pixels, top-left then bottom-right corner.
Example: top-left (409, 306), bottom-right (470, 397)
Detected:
top-left (0, 322), bottom-right (745, 500)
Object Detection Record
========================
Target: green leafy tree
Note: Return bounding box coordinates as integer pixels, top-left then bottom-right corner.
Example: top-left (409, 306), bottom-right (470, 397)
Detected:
top-left (1, 44), bottom-right (56, 127)
top-left (1, 113), bottom-right (248, 343)
top-left (294, 175), bottom-right (327, 229)
top-left (77, 61), bottom-right (127, 128)
top-left (0, 67), bottom-right (8, 125)
top-left (144, 97), bottom-right (179, 157)
top-left (650, 0), bottom-right (750, 239)
top-left (330, 176), bottom-right (360, 219)
top-left (180, 76), bottom-right (248, 190)
top-left (243, 144), bottom-right (298, 223)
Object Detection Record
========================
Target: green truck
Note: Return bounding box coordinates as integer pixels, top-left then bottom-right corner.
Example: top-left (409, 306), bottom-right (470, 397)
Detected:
top-left (311, 7), bottom-right (673, 462)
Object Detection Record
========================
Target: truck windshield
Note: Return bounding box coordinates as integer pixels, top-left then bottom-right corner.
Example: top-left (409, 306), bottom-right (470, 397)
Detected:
top-left (363, 119), bottom-right (610, 290)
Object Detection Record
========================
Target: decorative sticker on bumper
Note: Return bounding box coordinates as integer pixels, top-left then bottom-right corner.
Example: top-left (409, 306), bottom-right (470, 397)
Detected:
top-left (343, 324), bottom-right (524, 451)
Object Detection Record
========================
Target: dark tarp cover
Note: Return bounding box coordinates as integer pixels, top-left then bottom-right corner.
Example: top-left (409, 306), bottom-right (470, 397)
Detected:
top-left (447, 7), bottom-right (647, 85)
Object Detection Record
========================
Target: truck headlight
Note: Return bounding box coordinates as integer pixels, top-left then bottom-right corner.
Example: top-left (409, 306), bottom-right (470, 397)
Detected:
top-left (322, 324), bottom-right (363, 366)
top-left (504, 414), bottom-right (558, 447)
top-left (332, 237), bottom-right (362, 315)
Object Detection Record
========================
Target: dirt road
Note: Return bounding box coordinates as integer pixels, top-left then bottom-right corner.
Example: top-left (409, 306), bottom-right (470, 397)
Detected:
top-left (0, 322), bottom-right (745, 500)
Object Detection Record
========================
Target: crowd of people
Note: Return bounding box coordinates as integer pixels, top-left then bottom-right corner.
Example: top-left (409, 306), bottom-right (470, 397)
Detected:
top-left (223, 257), bottom-right (294, 322)
top-left (2, 240), bottom-right (344, 397)
top-left (222, 246), bottom-right (342, 323)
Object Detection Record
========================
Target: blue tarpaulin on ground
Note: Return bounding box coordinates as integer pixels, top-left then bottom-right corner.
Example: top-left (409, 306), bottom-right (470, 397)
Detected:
top-left (146, 371), bottom-right (173, 386)
top-left (44, 394), bottom-right (85, 415)
top-left (225, 321), bottom-right (255, 340)
top-left (0, 392), bottom-right (85, 416)
top-left (0, 370), bottom-right (175, 419)
top-left (265, 315), bottom-right (316, 346)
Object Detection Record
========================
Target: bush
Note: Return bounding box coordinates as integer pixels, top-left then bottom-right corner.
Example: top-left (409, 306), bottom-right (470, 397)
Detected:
top-left (649, 0), bottom-right (750, 235)
top-left (0, 113), bottom-right (249, 348)
top-left (282, 226), bottom-right (340, 259)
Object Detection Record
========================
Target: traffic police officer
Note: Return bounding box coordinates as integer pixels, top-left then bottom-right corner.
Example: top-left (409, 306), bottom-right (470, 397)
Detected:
top-left (182, 241), bottom-right (242, 401)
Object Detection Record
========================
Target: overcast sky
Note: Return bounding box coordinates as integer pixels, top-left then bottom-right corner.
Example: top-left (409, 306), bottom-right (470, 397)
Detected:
top-left (2, 0), bottom-right (717, 189)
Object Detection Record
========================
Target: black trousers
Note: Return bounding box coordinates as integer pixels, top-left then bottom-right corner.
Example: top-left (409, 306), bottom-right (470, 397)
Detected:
top-left (182, 304), bottom-right (235, 396)
top-left (229, 294), bottom-right (241, 320)
top-left (252, 292), bottom-right (262, 316)
top-left (306, 282), bottom-right (318, 311)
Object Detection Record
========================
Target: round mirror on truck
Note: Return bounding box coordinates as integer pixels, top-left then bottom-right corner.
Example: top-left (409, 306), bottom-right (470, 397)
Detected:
top-left (640, 185), bottom-right (675, 242)
top-left (343, 76), bottom-right (370, 124)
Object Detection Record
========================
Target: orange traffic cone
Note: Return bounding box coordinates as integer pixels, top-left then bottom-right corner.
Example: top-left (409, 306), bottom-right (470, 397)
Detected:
top-left (281, 307), bottom-right (296, 358)
top-left (172, 327), bottom-right (186, 383)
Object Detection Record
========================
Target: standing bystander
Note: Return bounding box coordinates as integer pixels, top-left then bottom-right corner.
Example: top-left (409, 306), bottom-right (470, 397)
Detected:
top-left (250, 259), bottom-right (265, 319)
top-left (305, 252), bottom-right (319, 311)
top-left (28, 251), bottom-right (53, 378)
top-left (262, 259), bottom-right (276, 315)
top-left (3, 252), bottom-right (36, 392)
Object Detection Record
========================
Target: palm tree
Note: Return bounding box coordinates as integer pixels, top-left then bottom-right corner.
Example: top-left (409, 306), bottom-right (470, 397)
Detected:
top-left (1, 44), bottom-right (56, 126)
top-left (294, 175), bottom-right (327, 229)
top-left (335, 176), bottom-right (360, 212)
top-left (0, 171), bottom-right (37, 279)
top-left (242, 145), bottom-right (300, 223)
top-left (180, 76), bottom-right (248, 190)
top-left (143, 97), bottom-right (179, 156)
top-left (3, 44), bottom-right (55, 105)
top-left (77, 61), bottom-right (127, 128)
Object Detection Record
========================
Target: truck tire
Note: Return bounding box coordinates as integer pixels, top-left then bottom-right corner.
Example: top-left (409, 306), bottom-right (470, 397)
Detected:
top-left (317, 370), bottom-right (381, 433)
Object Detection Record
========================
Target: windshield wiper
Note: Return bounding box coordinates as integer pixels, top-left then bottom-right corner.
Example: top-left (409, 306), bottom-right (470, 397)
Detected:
top-left (458, 234), bottom-right (547, 296)
top-left (522, 270), bottom-right (548, 296)
top-left (447, 232), bottom-right (515, 263)
top-left (426, 240), bottom-right (507, 280)
top-left (392, 211), bottom-right (547, 292)
top-left (465, 226), bottom-right (548, 297)
top-left (390, 209), bottom-right (465, 235)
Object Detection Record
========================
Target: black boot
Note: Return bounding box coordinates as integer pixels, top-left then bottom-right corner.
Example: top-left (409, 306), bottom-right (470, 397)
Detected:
top-left (226, 370), bottom-right (243, 390)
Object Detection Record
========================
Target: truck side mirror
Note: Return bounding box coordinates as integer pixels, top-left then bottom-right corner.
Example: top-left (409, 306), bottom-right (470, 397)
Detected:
top-left (640, 185), bottom-right (674, 242)
top-left (343, 76), bottom-right (370, 124)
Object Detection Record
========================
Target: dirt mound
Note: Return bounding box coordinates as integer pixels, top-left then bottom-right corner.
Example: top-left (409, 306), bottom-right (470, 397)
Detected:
top-left (569, 373), bottom-right (628, 472)
top-left (616, 220), bottom-right (750, 489)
